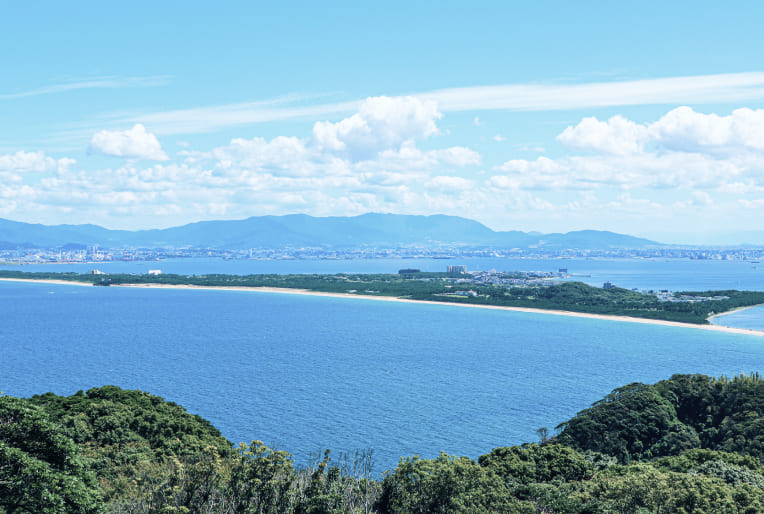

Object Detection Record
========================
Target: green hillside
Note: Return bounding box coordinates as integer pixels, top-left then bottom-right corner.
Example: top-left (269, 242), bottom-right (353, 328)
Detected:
top-left (4, 374), bottom-right (764, 513)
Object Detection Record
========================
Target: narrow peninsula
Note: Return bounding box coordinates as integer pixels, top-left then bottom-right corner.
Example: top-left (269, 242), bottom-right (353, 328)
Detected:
top-left (3, 269), bottom-right (764, 334)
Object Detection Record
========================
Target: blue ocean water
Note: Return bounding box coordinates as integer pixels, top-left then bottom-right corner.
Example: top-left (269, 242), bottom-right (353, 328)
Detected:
top-left (711, 305), bottom-right (764, 332)
top-left (2, 279), bottom-right (763, 473)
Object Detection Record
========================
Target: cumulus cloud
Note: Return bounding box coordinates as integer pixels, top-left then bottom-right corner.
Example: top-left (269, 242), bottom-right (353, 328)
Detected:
top-left (434, 146), bottom-right (482, 166)
top-left (650, 106), bottom-right (764, 153)
top-left (0, 151), bottom-right (74, 173)
top-left (495, 107), bottom-right (764, 196)
top-left (212, 136), bottom-right (317, 177)
top-left (557, 115), bottom-right (649, 155)
top-left (359, 142), bottom-right (480, 173)
top-left (17, 100), bottom-right (764, 234)
top-left (558, 107), bottom-right (764, 156)
top-left (493, 152), bottom-right (750, 191)
top-left (312, 96), bottom-right (441, 159)
top-left (89, 124), bottom-right (168, 160)
top-left (425, 175), bottom-right (474, 192)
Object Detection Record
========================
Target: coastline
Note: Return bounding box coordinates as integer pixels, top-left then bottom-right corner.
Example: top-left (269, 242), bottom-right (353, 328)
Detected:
top-left (0, 277), bottom-right (94, 287)
top-left (708, 303), bottom-right (764, 321)
top-left (4, 277), bottom-right (764, 337)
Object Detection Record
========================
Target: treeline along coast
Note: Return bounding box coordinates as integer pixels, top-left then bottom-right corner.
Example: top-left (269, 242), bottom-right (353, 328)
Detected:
top-left (3, 269), bottom-right (764, 326)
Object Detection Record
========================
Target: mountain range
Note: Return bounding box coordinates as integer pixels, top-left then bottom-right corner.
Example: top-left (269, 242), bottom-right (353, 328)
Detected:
top-left (0, 214), bottom-right (660, 250)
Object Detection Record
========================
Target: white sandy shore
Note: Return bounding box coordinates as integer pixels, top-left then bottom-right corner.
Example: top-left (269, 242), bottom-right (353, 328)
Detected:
top-left (708, 304), bottom-right (763, 321)
top-left (3, 278), bottom-right (764, 337)
top-left (0, 277), bottom-right (93, 287)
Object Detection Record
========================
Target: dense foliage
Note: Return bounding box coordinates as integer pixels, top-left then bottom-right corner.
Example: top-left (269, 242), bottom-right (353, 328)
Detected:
top-left (5, 270), bottom-right (764, 324)
top-left (0, 395), bottom-right (102, 513)
top-left (555, 373), bottom-right (764, 463)
top-left (4, 373), bottom-right (764, 512)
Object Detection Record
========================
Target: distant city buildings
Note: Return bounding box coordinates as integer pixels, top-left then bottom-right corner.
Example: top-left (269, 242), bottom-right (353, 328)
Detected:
top-left (3, 242), bottom-right (764, 265)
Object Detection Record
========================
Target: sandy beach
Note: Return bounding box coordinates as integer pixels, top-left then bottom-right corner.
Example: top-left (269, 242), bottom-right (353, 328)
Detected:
top-left (0, 277), bottom-right (94, 287)
top-left (4, 277), bottom-right (764, 337)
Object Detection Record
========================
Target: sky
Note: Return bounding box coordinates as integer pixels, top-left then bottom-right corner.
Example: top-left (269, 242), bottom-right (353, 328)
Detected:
top-left (3, 1), bottom-right (764, 244)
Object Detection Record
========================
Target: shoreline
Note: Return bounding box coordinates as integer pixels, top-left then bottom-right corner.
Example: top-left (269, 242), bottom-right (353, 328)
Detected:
top-left (0, 277), bottom-right (94, 287)
top-left (708, 303), bottom-right (763, 321)
top-left (4, 277), bottom-right (764, 337)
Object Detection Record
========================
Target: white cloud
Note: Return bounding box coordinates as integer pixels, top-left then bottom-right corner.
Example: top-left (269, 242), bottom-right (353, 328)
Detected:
top-left (558, 107), bottom-right (764, 157)
top-left (425, 175), bottom-right (474, 192)
top-left (497, 156), bottom-right (563, 175)
top-left (433, 146), bottom-right (481, 166)
top-left (650, 106), bottom-right (764, 153)
top-left (0, 75), bottom-right (171, 100)
top-left (494, 150), bottom-right (749, 192)
top-left (505, 107), bottom-right (764, 195)
top-left (557, 115), bottom-right (648, 155)
top-left (359, 142), bottom-right (480, 173)
top-left (419, 72), bottom-right (764, 112)
top-left (493, 134), bottom-right (506, 142)
top-left (212, 136), bottom-right (317, 177)
top-left (57, 72), bottom-right (764, 141)
top-left (691, 191), bottom-right (713, 206)
top-left (14, 99), bottom-right (764, 235)
top-left (0, 151), bottom-right (74, 173)
top-left (312, 96), bottom-right (442, 159)
top-left (89, 124), bottom-right (169, 161)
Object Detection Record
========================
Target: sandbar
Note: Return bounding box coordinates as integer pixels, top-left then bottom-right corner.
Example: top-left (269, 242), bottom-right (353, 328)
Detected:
top-left (3, 278), bottom-right (764, 337)
top-left (0, 277), bottom-right (93, 287)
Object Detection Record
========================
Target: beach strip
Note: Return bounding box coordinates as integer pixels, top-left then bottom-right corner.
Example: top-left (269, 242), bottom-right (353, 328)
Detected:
top-left (0, 277), bottom-right (94, 287)
top-left (3, 277), bottom-right (764, 337)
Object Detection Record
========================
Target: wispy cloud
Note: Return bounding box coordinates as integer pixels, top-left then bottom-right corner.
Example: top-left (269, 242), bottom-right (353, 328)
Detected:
top-left (418, 72), bottom-right (764, 111)
top-left (0, 75), bottom-right (171, 100)
top-left (133, 98), bottom-right (361, 135)
top-left (103, 72), bottom-right (764, 137)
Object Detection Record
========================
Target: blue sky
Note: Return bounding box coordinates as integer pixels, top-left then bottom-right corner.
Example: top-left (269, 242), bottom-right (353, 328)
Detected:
top-left (3, 1), bottom-right (764, 243)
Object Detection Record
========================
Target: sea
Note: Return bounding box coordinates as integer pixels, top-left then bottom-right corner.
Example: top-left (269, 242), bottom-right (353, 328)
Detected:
top-left (2, 256), bottom-right (764, 473)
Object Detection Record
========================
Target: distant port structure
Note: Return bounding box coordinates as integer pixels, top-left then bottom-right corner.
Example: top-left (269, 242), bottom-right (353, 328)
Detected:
top-left (447, 265), bottom-right (467, 274)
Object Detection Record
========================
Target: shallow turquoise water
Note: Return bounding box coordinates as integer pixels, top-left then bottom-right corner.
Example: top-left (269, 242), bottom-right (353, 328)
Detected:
top-left (2, 280), bottom-right (763, 472)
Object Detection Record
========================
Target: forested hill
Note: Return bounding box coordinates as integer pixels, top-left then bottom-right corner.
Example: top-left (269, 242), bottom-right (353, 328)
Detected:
top-left (0, 213), bottom-right (659, 250)
top-left (5, 373), bottom-right (764, 512)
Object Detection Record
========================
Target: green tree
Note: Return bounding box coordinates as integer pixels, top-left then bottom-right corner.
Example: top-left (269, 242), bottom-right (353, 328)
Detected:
top-left (376, 453), bottom-right (529, 514)
top-left (0, 394), bottom-right (102, 513)
top-left (228, 440), bottom-right (297, 513)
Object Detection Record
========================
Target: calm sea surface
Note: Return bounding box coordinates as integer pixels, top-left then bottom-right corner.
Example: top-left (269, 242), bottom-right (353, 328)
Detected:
top-left (2, 276), bottom-right (764, 473)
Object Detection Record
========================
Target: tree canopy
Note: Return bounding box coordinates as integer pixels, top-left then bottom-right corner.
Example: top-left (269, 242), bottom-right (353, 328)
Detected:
top-left (5, 373), bottom-right (764, 512)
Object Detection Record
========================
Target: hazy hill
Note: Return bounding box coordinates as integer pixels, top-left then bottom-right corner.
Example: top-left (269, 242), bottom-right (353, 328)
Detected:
top-left (0, 213), bottom-right (659, 250)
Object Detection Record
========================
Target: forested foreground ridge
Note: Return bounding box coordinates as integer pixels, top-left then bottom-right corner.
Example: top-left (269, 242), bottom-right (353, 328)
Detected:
top-left (4, 270), bottom-right (764, 324)
top-left (4, 374), bottom-right (764, 512)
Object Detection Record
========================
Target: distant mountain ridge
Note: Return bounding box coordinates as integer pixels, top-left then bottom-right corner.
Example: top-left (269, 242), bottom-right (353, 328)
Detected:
top-left (0, 214), bottom-right (660, 250)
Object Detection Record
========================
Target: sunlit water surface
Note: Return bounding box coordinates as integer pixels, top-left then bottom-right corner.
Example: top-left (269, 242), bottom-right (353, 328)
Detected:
top-left (2, 279), bottom-right (763, 472)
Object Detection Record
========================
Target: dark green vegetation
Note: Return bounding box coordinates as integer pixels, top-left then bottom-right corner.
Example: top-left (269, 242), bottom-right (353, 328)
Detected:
top-left (4, 269), bottom-right (764, 324)
top-left (5, 374), bottom-right (764, 512)
top-left (0, 395), bottom-right (101, 513)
